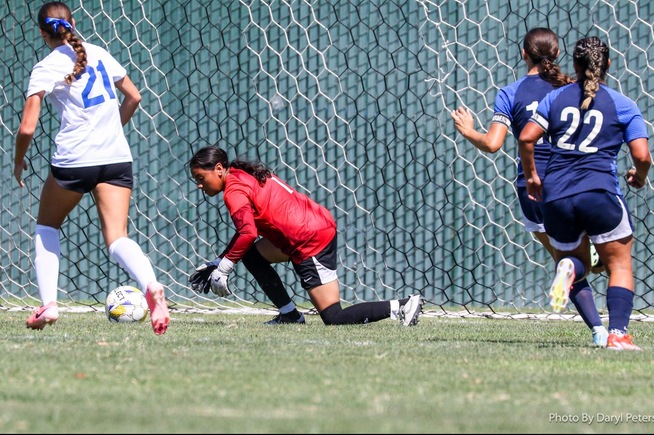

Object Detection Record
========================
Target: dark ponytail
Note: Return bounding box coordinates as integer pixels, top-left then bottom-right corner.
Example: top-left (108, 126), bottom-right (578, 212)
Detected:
top-left (189, 146), bottom-right (272, 186)
top-left (523, 28), bottom-right (573, 88)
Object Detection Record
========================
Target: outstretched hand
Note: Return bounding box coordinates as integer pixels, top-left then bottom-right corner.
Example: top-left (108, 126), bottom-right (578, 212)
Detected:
top-left (450, 106), bottom-right (475, 136)
top-left (189, 259), bottom-right (220, 294)
top-left (210, 268), bottom-right (231, 297)
top-left (209, 258), bottom-right (235, 297)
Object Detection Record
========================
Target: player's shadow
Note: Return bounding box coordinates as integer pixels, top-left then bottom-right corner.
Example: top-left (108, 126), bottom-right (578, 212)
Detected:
top-left (424, 335), bottom-right (596, 349)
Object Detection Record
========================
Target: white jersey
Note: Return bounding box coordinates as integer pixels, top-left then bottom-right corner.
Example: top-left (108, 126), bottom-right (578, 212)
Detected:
top-left (26, 42), bottom-right (133, 167)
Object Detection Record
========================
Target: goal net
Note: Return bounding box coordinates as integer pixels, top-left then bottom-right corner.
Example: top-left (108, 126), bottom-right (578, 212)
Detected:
top-left (1, 0), bottom-right (653, 319)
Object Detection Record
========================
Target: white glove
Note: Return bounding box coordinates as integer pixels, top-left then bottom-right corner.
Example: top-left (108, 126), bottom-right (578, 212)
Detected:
top-left (210, 258), bottom-right (235, 297)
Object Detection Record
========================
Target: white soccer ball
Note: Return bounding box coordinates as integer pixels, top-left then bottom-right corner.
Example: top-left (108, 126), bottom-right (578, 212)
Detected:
top-left (590, 243), bottom-right (600, 267)
top-left (105, 286), bottom-right (149, 323)
top-left (589, 243), bottom-right (605, 274)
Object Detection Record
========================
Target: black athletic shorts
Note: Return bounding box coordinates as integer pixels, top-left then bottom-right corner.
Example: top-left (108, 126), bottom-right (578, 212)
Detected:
top-left (292, 235), bottom-right (339, 290)
top-left (51, 162), bottom-right (133, 193)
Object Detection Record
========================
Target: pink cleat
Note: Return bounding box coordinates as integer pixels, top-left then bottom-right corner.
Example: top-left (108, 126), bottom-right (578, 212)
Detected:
top-left (26, 301), bottom-right (59, 330)
top-left (145, 282), bottom-right (170, 335)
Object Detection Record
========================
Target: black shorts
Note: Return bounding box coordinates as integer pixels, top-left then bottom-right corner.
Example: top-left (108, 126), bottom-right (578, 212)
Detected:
top-left (51, 162), bottom-right (133, 193)
top-left (292, 235), bottom-right (339, 290)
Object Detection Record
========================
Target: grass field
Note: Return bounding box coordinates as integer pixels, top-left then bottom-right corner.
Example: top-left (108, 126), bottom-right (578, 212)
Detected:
top-left (2, 309), bottom-right (654, 434)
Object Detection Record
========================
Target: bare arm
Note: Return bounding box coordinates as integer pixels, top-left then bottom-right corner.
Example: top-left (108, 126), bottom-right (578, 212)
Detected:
top-left (115, 75), bottom-right (142, 126)
top-left (625, 137), bottom-right (652, 188)
top-left (450, 106), bottom-right (508, 153)
top-left (517, 121), bottom-right (545, 201)
top-left (14, 92), bottom-right (44, 187)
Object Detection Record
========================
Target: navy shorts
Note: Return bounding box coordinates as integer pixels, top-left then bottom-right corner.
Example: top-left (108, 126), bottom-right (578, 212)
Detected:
top-left (292, 235), bottom-right (339, 290)
top-left (517, 186), bottom-right (545, 233)
top-left (51, 162), bottom-right (133, 193)
top-left (544, 190), bottom-right (633, 251)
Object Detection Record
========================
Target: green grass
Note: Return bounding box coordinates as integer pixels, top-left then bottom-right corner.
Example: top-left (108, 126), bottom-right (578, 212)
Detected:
top-left (2, 310), bottom-right (654, 434)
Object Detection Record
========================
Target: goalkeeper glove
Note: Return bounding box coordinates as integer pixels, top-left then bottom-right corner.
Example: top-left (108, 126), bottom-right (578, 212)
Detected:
top-left (210, 258), bottom-right (235, 297)
top-left (189, 258), bottom-right (221, 294)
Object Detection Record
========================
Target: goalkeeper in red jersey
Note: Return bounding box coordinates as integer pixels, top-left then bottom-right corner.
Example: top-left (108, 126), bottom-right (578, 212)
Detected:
top-left (188, 145), bottom-right (424, 326)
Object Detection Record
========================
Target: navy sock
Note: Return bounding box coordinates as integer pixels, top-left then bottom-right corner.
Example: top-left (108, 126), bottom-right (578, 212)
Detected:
top-left (568, 256), bottom-right (586, 278)
top-left (607, 286), bottom-right (634, 333)
top-left (569, 279), bottom-right (602, 329)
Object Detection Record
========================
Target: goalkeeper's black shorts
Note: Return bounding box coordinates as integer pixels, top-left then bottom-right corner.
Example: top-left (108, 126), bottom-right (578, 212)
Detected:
top-left (292, 235), bottom-right (338, 290)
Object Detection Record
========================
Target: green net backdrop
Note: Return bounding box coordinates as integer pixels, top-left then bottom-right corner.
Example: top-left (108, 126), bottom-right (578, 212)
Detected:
top-left (1, 0), bottom-right (653, 317)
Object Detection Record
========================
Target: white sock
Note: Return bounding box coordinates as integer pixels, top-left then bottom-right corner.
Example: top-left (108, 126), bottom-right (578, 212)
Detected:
top-left (109, 237), bottom-right (157, 292)
top-left (390, 299), bottom-right (400, 320)
top-left (279, 301), bottom-right (296, 314)
top-left (34, 225), bottom-right (60, 305)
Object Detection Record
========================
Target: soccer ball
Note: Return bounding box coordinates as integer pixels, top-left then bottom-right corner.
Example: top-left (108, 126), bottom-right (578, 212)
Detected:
top-left (590, 244), bottom-right (600, 267)
top-left (105, 286), bottom-right (149, 323)
top-left (589, 243), bottom-right (605, 274)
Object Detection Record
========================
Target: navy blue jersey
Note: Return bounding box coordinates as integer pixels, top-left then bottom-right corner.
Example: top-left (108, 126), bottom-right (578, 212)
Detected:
top-left (531, 82), bottom-right (648, 202)
top-left (493, 74), bottom-right (556, 187)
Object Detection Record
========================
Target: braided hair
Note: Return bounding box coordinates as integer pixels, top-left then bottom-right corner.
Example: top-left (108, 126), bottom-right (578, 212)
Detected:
top-left (37, 2), bottom-right (87, 84)
top-left (523, 27), bottom-right (573, 88)
top-left (573, 36), bottom-right (610, 110)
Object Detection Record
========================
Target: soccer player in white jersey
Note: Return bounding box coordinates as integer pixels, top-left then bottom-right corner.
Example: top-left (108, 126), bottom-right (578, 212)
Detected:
top-left (519, 36), bottom-right (652, 350)
top-left (13, 1), bottom-right (170, 335)
top-left (451, 28), bottom-right (608, 346)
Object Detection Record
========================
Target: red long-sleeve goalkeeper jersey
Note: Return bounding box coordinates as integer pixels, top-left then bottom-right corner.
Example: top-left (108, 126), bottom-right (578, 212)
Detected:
top-left (219, 168), bottom-right (336, 264)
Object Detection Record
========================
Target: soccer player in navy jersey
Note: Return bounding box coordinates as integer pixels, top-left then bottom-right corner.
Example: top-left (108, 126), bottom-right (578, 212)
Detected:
top-left (188, 146), bottom-right (424, 326)
top-left (14, 2), bottom-right (170, 334)
top-left (519, 36), bottom-right (652, 350)
top-left (451, 28), bottom-right (608, 345)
